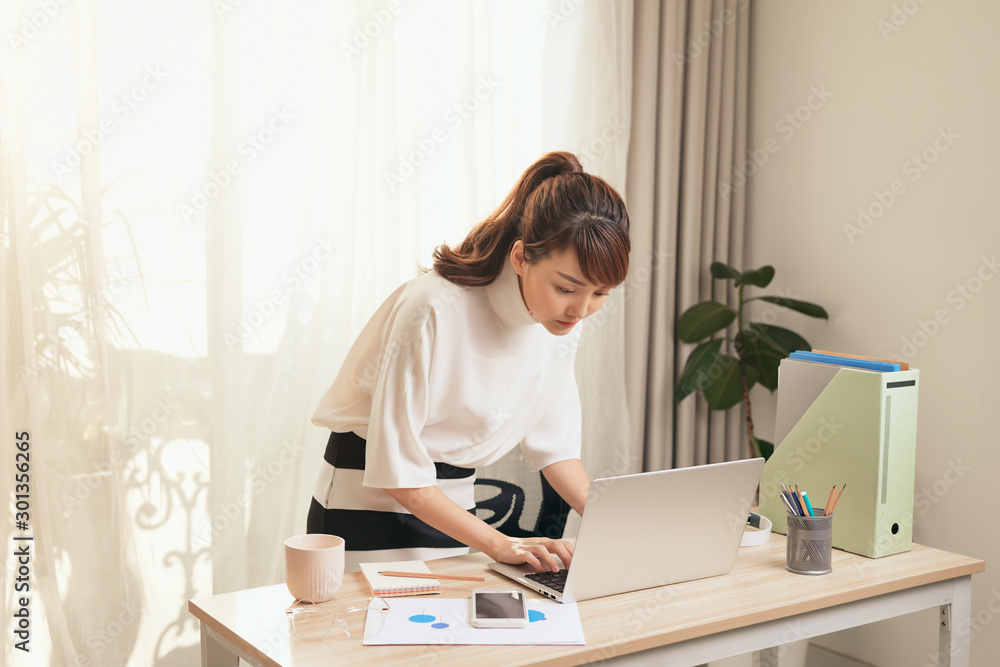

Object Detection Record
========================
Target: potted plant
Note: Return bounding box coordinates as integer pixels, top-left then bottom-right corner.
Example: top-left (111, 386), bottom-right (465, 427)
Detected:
top-left (673, 262), bottom-right (828, 460)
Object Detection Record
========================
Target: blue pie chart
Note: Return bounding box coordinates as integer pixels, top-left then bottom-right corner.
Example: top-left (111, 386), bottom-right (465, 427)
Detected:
top-left (408, 614), bottom-right (450, 629)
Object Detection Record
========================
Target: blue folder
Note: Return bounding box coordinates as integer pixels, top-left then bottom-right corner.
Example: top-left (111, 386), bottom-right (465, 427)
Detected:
top-left (788, 350), bottom-right (900, 372)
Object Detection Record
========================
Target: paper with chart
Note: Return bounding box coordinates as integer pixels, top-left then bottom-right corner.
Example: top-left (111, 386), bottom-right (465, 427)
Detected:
top-left (362, 597), bottom-right (585, 645)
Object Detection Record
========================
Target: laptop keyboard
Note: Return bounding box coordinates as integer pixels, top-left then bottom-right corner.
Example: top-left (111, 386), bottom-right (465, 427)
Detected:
top-left (525, 569), bottom-right (568, 592)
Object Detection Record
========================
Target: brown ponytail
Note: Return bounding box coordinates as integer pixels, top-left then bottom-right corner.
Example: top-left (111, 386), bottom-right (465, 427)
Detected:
top-left (432, 151), bottom-right (630, 288)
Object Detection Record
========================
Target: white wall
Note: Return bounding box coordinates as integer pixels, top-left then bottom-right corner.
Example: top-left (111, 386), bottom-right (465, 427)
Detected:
top-left (747, 1), bottom-right (1000, 665)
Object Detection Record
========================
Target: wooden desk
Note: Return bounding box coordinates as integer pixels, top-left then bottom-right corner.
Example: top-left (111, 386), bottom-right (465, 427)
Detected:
top-left (189, 536), bottom-right (984, 667)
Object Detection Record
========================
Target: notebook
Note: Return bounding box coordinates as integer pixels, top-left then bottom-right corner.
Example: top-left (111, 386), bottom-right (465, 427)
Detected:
top-left (490, 458), bottom-right (765, 603)
top-left (358, 560), bottom-right (441, 597)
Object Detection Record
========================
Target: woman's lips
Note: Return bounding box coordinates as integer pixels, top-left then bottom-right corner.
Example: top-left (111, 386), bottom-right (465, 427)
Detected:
top-left (557, 320), bottom-right (577, 328)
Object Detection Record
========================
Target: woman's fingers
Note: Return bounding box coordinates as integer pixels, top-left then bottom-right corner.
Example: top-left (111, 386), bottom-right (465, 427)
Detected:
top-left (547, 539), bottom-right (573, 570)
top-left (496, 537), bottom-right (577, 572)
top-left (532, 545), bottom-right (561, 573)
top-left (518, 538), bottom-right (573, 572)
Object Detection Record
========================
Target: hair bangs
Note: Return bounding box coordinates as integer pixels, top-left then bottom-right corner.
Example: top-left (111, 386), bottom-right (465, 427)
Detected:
top-left (572, 216), bottom-right (631, 288)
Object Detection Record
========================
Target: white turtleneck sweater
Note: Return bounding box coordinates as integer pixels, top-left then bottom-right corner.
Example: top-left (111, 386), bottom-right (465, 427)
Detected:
top-left (311, 260), bottom-right (583, 490)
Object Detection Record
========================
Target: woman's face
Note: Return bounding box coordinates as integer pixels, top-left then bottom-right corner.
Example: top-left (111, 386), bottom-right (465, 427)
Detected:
top-left (510, 241), bottom-right (611, 336)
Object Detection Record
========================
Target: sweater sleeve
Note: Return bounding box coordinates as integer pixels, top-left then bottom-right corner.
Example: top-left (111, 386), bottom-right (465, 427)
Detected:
top-left (519, 368), bottom-right (583, 472)
top-left (361, 304), bottom-right (439, 489)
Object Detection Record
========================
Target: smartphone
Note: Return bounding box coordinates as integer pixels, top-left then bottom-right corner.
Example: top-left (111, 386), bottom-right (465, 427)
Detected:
top-left (470, 588), bottom-right (529, 628)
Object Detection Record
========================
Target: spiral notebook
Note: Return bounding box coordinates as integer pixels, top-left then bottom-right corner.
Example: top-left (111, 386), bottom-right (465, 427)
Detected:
top-left (358, 560), bottom-right (441, 597)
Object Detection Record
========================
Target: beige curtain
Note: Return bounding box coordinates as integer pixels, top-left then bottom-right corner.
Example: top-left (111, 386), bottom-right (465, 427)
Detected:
top-left (625, 0), bottom-right (750, 471)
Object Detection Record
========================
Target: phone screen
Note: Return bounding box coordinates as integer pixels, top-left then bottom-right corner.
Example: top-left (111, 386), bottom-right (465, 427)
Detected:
top-left (474, 591), bottom-right (526, 619)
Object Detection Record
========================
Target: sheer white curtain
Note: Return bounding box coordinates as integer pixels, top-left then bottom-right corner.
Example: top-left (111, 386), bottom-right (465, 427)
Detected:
top-left (1, 1), bottom-right (632, 664)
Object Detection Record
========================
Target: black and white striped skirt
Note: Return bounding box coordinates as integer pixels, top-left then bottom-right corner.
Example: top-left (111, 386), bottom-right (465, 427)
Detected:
top-left (306, 431), bottom-right (476, 572)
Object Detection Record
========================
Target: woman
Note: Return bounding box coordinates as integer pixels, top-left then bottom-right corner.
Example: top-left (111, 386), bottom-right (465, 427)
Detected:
top-left (308, 151), bottom-right (630, 573)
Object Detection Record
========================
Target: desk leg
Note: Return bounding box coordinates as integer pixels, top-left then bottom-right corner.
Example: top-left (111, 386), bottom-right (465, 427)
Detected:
top-left (201, 622), bottom-right (240, 667)
top-left (937, 575), bottom-right (973, 667)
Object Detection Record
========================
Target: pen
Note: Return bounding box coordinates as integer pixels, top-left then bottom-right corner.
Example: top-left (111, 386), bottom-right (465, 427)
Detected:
top-left (780, 491), bottom-right (797, 515)
top-left (779, 483), bottom-right (798, 515)
top-left (789, 489), bottom-right (805, 516)
top-left (793, 485), bottom-right (807, 516)
top-left (378, 571), bottom-right (486, 582)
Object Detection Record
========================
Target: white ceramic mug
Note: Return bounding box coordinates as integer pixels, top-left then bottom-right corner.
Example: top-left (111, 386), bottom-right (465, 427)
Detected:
top-left (284, 534), bottom-right (345, 603)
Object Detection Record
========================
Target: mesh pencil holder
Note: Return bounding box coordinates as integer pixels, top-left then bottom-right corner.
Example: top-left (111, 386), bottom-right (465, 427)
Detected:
top-left (785, 510), bottom-right (833, 575)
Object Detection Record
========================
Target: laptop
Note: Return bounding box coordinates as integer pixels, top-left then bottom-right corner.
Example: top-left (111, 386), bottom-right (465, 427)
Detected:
top-left (489, 457), bottom-right (764, 603)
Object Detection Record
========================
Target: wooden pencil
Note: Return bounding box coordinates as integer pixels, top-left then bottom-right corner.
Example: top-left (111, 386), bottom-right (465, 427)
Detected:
top-left (828, 484), bottom-right (847, 514)
top-left (378, 571), bottom-right (486, 582)
top-left (824, 485), bottom-right (837, 516)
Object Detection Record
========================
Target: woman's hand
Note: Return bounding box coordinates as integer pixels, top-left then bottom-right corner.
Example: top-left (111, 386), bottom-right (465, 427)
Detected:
top-left (385, 486), bottom-right (573, 572)
top-left (491, 537), bottom-right (574, 573)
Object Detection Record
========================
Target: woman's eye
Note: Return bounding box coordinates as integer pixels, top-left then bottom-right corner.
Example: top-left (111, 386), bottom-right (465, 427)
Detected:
top-left (558, 287), bottom-right (574, 294)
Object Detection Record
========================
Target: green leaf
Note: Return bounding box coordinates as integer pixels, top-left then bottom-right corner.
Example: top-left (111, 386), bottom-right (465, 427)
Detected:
top-left (740, 324), bottom-right (811, 391)
top-left (739, 332), bottom-right (783, 392)
top-left (755, 296), bottom-right (829, 319)
top-left (736, 265), bottom-right (775, 288)
top-left (701, 354), bottom-right (758, 410)
top-left (751, 437), bottom-right (774, 461)
top-left (750, 324), bottom-right (811, 356)
top-left (674, 339), bottom-right (724, 402)
top-left (677, 301), bottom-right (736, 343)
top-left (710, 262), bottom-right (742, 280)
